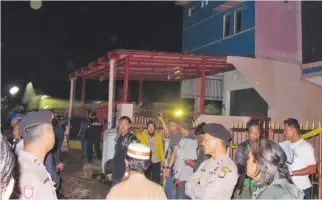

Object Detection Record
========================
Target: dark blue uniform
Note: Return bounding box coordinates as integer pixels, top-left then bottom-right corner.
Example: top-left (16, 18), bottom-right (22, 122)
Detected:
top-left (85, 118), bottom-right (103, 163)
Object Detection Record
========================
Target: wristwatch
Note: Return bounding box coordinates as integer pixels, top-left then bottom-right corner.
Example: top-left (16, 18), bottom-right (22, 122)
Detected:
top-left (166, 166), bottom-right (172, 169)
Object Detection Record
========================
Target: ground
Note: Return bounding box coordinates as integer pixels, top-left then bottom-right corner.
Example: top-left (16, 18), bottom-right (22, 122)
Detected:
top-left (59, 149), bottom-right (251, 199)
top-left (59, 149), bottom-right (110, 199)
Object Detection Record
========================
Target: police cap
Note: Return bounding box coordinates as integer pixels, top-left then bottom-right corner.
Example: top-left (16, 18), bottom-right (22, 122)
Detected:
top-left (203, 123), bottom-right (231, 142)
top-left (19, 111), bottom-right (52, 137)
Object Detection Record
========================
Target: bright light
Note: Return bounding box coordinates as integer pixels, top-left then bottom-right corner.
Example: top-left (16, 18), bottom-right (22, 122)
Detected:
top-left (174, 110), bottom-right (184, 117)
top-left (41, 95), bottom-right (48, 100)
top-left (44, 105), bottom-right (49, 109)
top-left (9, 86), bottom-right (19, 96)
top-left (30, 0), bottom-right (42, 10)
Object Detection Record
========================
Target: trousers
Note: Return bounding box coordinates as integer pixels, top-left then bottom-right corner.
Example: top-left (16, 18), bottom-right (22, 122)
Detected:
top-left (80, 135), bottom-right (87, 158)
top-left (175, 181), bottom-right (189, 199)
top-left (303, 187), bottom-right (312, 200)
top-left (146, 162), bottom-right (161, 184)
top-left (165, 175), bottom-right (175, 199)
top-left (111, 176), bottom-right (122, 186)
top-left (87, 140), bottom-right (102, 163)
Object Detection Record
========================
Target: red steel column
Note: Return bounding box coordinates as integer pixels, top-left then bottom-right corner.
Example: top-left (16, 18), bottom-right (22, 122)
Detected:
top-left (81, 78), bottom-right (86, 104)
top-left (138, 80), bottom-right (142, 104)
top-left (123, 57), bottom-right (129, 103)
top-left (200, 59), bottom-right (206, 114)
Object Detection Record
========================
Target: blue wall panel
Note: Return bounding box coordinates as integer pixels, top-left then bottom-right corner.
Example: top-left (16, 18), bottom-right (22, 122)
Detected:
top-left (183, 1), bottom-right (255, 56)
top-left (190, 29), bottom-right (255, 56)
top-left (183, 1), bottom-right (227, 29)
top-left (302, 66), bottom-right (322, 75)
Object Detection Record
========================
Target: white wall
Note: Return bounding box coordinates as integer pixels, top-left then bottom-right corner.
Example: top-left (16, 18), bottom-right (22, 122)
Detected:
top-left (222, 70), bottom-right (253, 116)
top-left (227, 56), bottom-right (322, 122)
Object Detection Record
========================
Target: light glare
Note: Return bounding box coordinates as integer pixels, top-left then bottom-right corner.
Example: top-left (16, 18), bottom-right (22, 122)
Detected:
top-left (174, 110), bottom-right (184, 117)
top-left (10, 86), bottom-right (19, 95)
top-left (30, 0), bottom-right (42, 10)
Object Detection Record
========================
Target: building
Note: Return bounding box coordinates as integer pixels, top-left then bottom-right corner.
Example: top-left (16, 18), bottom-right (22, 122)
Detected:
top-left (180, 1), bottom-right (322, 122)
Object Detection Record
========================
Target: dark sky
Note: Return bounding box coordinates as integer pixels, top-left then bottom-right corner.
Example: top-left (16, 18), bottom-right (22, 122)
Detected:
top-left (1, 1), bottom-right (183, 101)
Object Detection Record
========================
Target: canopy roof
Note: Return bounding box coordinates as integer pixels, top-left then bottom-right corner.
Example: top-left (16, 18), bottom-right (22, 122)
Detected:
top-left (70, 50), bottom-right (235, 81)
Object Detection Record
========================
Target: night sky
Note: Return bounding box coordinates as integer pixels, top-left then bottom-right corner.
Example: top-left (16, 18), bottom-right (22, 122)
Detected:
top-left (1, 1), bottom-right (183, 102)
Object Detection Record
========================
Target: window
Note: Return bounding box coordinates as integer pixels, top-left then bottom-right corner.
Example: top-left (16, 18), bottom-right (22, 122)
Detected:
top-left (223, 14), bottom-right (231, 38)
top-left (201, 0), bottom-right (208, 8)
top-left (234, 8), bottom-right (242, 34)
top-left (188, 7), bottom-right (195, 17)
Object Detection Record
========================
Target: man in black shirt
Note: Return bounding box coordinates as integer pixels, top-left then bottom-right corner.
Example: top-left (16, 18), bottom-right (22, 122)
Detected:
top-left (112, 116), bottom-right (139, 186)
top-left (85, 112), bottom-right (103, 163)
top-left (233, 119), bottom-right (262, 198)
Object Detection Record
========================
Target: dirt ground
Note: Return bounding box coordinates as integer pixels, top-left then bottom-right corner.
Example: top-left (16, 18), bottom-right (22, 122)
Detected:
top-left (59, 149), bottom-right (110, 199)
top-left (58, 149), bottom-right (251, 199)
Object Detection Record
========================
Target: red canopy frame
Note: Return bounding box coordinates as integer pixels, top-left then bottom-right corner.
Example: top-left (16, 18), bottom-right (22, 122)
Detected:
top-left (71, 50), bottom-right (234, 81)
top-left (69, 50), bottom-right (235, 128)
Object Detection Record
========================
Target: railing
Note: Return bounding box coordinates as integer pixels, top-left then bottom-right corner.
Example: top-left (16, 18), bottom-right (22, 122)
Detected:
top-left (133, 106), bottom-right (200, 128)
top-left (230, 121), bottom-right (322, 199)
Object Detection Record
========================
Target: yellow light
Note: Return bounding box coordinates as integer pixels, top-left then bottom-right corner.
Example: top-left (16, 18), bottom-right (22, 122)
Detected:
top-left (174, 110), bottom-right (184, 117)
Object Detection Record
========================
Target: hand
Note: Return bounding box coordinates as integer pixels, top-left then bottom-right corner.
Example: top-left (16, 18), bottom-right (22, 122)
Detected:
top-left (56, 163), bottom-right (65, 171)
top-left (107, 174), bottom-right (112, 181)
top-left (174, 179), bottom-right (183, 185)
top-left (185, 160), bottom-right (195, 168)
top-left (157, 112), bottom-right (163, 120)
top-left (161, 163), bottom-right (165, 168)
top-left (163, 168), bottom-right (170, 179)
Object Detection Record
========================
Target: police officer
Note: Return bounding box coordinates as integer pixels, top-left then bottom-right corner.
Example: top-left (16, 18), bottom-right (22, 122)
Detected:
top-left (17, 111), bottom-right (57, 200)
top-left (185, 123), bottom-right (238, 199)
top-left (85, 112), bottom-right (103, 163)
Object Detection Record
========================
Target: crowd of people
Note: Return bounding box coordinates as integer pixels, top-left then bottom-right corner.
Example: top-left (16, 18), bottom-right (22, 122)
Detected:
top-left (0, 110), bottom-right (66, 200)
top-left (104, 114), bottom-right (316, 200)
top-left (0, 109), bottom-right (317, 200)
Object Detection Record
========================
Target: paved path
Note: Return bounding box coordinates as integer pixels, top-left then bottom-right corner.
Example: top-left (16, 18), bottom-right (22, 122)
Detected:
top-left (59, 149), bottom-right (110, 199)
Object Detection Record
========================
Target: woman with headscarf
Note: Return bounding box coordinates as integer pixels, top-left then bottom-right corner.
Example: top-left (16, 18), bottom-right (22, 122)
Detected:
top-left (0, 134), bottom-right (16, 200)
top-left (247, 139), bottom-right (304, 199)
top-left (136, 120), bottom-right (164, 184)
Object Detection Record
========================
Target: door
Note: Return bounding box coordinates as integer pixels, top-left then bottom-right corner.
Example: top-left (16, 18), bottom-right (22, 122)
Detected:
top-left (230, 88), bottom-right (268, 116)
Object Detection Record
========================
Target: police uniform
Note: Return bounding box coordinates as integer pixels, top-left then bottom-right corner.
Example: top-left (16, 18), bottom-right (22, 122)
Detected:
top-left (85, 116), bottom-right (103, 162)
top-left (106, 143), bottom-right (167, 200)
top-left (17, 111), bottom-right (58, 200)
top-left (17, 151), bottom-right (57, 200)
top-left (185, 123), bottom-right (238, 199)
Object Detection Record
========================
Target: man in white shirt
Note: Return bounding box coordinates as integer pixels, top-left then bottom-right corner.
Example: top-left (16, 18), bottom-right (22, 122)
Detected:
top-left (283, 118), bottom-right (316, 199)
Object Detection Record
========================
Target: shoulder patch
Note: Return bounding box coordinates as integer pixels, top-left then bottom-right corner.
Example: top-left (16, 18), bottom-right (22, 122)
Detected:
top-left (24, 186), bottom-right (34, 199)
top-left (218, 166), bottom-right (232, 178)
